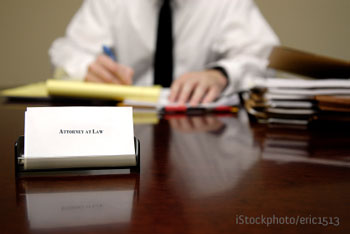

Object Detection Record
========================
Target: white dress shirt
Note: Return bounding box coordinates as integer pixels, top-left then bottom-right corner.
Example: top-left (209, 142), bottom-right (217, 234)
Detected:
top-left (49, 0), bottom-right (279, 94)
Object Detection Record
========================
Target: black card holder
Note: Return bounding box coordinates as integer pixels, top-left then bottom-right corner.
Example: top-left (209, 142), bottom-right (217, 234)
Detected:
top-left (15, 136), bottom-right (140, 177)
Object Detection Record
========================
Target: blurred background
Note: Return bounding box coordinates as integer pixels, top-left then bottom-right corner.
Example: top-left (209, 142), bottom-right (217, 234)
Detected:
top-left (0, 0), bottom-right (349, 87)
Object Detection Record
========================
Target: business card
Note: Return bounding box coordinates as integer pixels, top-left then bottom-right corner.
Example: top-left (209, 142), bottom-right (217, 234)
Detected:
top-left (24, 107), bottom-right (135, 158)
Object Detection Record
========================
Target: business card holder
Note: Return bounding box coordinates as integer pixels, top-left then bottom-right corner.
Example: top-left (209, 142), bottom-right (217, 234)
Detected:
top-left (15, 136), bottom-right (140, 176)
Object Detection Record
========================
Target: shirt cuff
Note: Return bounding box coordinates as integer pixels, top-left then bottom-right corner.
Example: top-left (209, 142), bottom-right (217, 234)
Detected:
top-left (209, 66), bottom-right (230, 95)
top-left (210, 66), bottom-right (229, 80)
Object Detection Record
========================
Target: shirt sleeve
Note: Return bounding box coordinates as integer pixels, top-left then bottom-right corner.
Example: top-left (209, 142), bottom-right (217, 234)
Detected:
top-left (207, 0), bottom-right (280, 95)
top-left (49, 0), bottom-right (117, 80)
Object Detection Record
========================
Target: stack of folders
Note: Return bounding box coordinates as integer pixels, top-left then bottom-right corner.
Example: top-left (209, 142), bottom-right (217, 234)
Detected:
top-left (243, 78), bottom-right (350, 126)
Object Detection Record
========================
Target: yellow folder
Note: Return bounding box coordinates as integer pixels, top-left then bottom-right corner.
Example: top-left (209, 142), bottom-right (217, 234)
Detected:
top-left (1, 80), bottom-right (161, 102)
top-left (47, 80), bottom-right (161, 102)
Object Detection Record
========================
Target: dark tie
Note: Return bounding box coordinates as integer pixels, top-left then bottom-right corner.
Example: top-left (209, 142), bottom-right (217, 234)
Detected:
top-left (154, 0), bottom-right (173, 87)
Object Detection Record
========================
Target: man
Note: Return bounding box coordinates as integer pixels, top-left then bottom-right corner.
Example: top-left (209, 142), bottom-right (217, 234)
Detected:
top-left (49, 0), bottom-right (279, 105)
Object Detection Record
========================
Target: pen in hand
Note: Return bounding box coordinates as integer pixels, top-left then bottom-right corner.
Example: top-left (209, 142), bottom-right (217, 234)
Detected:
top-left (103, 45), bottom-right (117, 61)
top-left (100, 45), bottom-right (133, 85)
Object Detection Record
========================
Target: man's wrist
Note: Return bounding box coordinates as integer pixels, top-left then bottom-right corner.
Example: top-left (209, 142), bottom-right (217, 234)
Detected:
top-left (206, 67), bottom-right (229, 88)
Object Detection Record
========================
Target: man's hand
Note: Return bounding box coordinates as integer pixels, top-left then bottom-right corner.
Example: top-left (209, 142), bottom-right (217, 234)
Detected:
top-left (169, 69), bottom-right (228, 106)
top-left (84, 55), bottom-right (134, 85)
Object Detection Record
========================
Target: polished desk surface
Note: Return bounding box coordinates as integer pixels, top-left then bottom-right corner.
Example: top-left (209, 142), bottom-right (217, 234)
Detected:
top-left (0, 98), bottom-right (349, 234)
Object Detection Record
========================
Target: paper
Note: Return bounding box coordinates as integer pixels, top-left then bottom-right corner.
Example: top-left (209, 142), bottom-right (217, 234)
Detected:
top-left (256, 78), bottom-right (350, 89)
top-left (24, 107), bottom-right (135, 169)
top-left (122, 88), bottom-right (240, 110)
top-left (1, 80), bottom-right (161, 102)
top-left (246, 77), bottom-right (350, 125)
top-left (266, 100), bottom-right (314, 109)
top-left (268, 88), bottom-right (350, 96)
top-left (47, 79), bottom-right (161, 102)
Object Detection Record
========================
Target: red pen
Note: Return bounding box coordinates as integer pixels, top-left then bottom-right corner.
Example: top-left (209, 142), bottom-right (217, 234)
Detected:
top-left (163, 106), bottom-right (187, 113)
top-left (161, 105), bottom-right (238, 114)
top-left (212, 106), bottom-right (239, 113)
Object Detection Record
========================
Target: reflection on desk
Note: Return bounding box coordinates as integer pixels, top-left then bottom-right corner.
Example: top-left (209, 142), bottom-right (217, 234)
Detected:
top-left (251, 123), bottom-right (350, 168)
top-left (16, 175), bottom-right (139, 231)
top-left (168, 112), bottom-right (260, 198)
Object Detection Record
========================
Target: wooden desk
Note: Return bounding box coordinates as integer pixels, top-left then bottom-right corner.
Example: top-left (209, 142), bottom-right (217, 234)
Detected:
top-left (0, 98), bottom-right (349, 234)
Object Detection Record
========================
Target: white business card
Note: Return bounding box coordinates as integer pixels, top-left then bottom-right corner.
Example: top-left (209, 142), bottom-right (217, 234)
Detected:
top-left (24, 107), bottom-right (135, 159)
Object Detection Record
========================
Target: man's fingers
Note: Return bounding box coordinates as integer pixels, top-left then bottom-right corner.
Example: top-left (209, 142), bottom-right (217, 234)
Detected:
top-left (97, 55), bottom-right (133, 85)
top-left (88, 62), bottom-right (122, 84)
top-left (202, 86), bottom-right (220, 104)
top-left (177, 82), bottom-right (196, 105)
top-left (169, 80), bottom-right (181, 103)
top-left (115, 64), bottom-right (134, 85)
top-left (189, 85), bottom-right (208, 106)
top-left (85, 72), bottom-right (104, 83)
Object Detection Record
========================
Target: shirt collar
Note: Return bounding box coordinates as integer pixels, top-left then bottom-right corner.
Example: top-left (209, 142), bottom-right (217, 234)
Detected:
top-left (152, 0), bottom-right (185, 8)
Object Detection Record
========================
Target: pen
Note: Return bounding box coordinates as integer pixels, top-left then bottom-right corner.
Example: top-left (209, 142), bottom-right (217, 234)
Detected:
top-left (103, 45), bottom-right (117, 61)
top-left (161, 106), bottom-right (238, 114)
top-left (163, 112), bottom-right (234, 120)
top-left (212, 106), bottom-right (239, 112)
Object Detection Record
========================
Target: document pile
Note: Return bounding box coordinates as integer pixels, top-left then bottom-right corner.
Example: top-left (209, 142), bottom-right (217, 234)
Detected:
top-left (243, 78), bottom-right (350, 125)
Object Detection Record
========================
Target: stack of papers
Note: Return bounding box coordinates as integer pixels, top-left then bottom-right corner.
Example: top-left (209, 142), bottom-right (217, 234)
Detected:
top-left (244, 78), bottom-right (350, 125)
